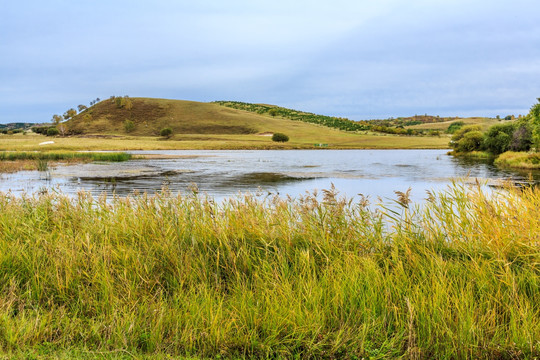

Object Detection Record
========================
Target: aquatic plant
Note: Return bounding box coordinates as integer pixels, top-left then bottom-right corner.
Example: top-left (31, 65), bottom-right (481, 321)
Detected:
top-left (0, 183), bottom-right (537, 358)
top-left (0, 151), bottom-right (131, 162)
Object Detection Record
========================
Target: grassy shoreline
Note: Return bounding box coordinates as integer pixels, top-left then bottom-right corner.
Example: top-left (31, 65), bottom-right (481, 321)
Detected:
top-left (0, 184), bottom-right (538, 358)
top-left (494, 151), bottom-right (540, 170)
top-left (0, 151), bottom-right (132, 173)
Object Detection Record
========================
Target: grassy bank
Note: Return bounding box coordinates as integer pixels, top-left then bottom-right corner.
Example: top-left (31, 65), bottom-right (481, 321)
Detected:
top-left (0, 151), bottom-right (131, 162)
top-left (494, 151), bottom-right (540, 169)
top-left (0, 151), bottom-right (131, 173)
top-left (447, 150), bottom-right (494, 160)
top-left (0, 184), bottom-right (538, 358)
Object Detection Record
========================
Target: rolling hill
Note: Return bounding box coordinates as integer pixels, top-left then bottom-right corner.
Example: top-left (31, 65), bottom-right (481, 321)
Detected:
top-left (67, 97), bottom-right (274, 136)
top-left (33, 97), bottom-right (450, 150)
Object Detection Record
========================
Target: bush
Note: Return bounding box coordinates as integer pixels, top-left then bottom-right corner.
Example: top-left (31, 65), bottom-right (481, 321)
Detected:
top-left (160, 127), bottom-right (173, 138)
top-left (483, 123), bottom-right (516, 155)
top-left (455, 131), bottom-right (484, 152)
top-left (450, 125), bottom-right (481, 150)
top-left (272, 133), bottom-right (289, 142)
top-left (46, 127), bottom-right (59, 136)
top-left (446, 121), bottom-right (465, 134)
top-left (124, 119), bottom-right (135, 133)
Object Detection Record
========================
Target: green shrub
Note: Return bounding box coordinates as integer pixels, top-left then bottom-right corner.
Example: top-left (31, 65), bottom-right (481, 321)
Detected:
top-left (446, 121), bottom-right (465, 134)
top-left (46, 127), bottom-right (59, 136)
top-left (455, 131), bottom-right (484, 152)
top-left (124, 119), bottom-right (135, 133)
top-left (483, 123), bottom-right (516, 155)
top-left (272, 133), bottom-right (289, 142)
top-left (450, 125), bottom-right (481, 150)
top-left (160, 127), bottom-right (173, 138)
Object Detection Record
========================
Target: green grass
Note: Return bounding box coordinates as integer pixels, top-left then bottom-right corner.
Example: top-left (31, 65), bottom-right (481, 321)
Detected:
top-left (0, 183), bottom-right (538, 358)
top-left (495, 151), bottom-right (540, 169)
top-left (407, 117), bottom-right (505, 131)
top-left (0, 151), bottom-right (131, 162)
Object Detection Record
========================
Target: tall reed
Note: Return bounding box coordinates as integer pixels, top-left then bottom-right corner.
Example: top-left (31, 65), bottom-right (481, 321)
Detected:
top-left (0, 183), bottom-right (537, 358)
top-left (0, 151), bottom-right (131, 162)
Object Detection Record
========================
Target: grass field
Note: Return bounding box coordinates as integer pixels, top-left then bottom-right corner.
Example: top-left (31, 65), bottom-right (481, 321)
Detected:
top-left (0, 183), bottom-right (538, 358)
top-left (407, 117), bottom-right (503, 131)
top-left (0, 131), bottom-right (449, 151)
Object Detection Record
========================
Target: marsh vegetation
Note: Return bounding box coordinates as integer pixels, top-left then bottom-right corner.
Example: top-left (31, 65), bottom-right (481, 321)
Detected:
top-left (0, 183), bottom-right (538, 358)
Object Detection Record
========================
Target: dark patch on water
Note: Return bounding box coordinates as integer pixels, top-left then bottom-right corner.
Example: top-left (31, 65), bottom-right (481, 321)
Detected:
top-left (225, 172), bottom-right (312, 185)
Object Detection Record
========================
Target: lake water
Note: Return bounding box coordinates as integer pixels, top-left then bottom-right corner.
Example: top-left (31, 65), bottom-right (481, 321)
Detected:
top-left (1, 150), bottom-right (538, 202)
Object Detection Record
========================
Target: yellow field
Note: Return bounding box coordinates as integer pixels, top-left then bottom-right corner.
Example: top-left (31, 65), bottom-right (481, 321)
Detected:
top-left (407, 117), bottom-right (505, 131)
top-left (0, 131), bottom-right (450, 151)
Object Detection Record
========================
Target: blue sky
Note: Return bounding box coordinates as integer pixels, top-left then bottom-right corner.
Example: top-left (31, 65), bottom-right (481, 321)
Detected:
top-left (1, 0), bottom-right (539, 124)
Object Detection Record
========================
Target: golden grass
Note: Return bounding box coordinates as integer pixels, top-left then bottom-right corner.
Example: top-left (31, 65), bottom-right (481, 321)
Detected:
top-left (0, 183), bottom-right (538, 358)
top-left (0, 131), bottom-right (449, 151)
top-left (494, 151), bottom-right (540, 169)
top-left (408, 117), bottom-right (504, 131)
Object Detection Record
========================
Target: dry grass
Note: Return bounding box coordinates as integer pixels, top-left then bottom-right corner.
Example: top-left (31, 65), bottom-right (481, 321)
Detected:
top-left (0, 131), bottom-right (449, 151)
top-left (407, 117), bottom-right (504, 131)
top-left (0, 183), bottom-right (538, 358)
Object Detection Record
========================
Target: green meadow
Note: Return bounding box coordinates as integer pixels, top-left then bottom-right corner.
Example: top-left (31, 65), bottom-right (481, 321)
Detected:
top-left (0, 183), bottom-right (538, 359)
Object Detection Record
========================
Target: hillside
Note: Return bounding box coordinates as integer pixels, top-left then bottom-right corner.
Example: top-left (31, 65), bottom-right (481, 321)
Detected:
top-left (405, 117), bottom-right (505, 131)
top-left (17, 97), bottom-right (450, 150)
top-left (66, 98), bottom-right (273, 136)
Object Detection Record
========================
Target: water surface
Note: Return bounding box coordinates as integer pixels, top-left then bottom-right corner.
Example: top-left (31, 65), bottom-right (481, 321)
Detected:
top-left (1, 150), bottom-right (538, 202)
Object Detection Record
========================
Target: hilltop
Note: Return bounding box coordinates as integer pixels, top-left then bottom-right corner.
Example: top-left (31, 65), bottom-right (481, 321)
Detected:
top-left (66, 97), bottom-right (271, 136)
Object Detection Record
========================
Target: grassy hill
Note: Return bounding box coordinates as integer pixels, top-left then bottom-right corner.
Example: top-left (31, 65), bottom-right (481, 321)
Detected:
top-left (3, 97), bottom-right (449, 150)
top-left (67, 97), bottom-right (270, 136)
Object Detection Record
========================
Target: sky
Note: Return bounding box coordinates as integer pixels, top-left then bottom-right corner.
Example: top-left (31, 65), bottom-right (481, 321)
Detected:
top-left (1, 0), bottom-right (539, 124)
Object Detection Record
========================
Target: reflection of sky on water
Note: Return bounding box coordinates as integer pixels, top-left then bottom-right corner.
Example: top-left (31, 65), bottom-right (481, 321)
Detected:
top-left (0, 150), bottom-right (538, 203)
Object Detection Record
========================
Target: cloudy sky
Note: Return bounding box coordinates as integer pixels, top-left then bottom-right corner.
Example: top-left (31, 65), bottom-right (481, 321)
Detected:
top-left (1, 0), bottom-right (539, 124)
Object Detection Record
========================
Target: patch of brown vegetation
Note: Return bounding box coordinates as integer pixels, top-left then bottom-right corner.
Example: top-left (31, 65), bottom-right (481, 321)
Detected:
top-left (0, 160), bottom-right (37, 173)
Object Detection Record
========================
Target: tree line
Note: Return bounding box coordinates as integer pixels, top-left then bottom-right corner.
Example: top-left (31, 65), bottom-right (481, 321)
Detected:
top-left (450, 99), bottom-right (540, 154)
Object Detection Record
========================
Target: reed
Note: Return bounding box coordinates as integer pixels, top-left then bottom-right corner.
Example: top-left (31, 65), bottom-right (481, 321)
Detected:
top-left (0, 183), bottom-right (537, 359)
top-left (0, 151), bottom-right (131, 162)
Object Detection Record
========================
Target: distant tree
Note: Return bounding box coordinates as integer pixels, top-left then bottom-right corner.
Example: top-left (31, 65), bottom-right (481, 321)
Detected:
top-left (125, 97), bottom-right (133, 110)
top-left (57, 124), bottom-right (67, 137)
top-left (47, 127), bottom-right (59, 136)
top-left (272, 133), bottom-right (289, 142)
top-left (268, 109), bottom-right (278, 117)
top-left (504, 115), bottom-right (513, 121)
top-left (77, 104), bottom-right (88, 112)
top-left (509, 123), bottom-right (532, 152)
top-left (124, 119), bottom-right (135, 133)
top-left (51, 114), bottom-right (63, 125)
top-left (160, 127), bottom-right (172, 138)
top-left (63, 108), bottom-right (77, 120)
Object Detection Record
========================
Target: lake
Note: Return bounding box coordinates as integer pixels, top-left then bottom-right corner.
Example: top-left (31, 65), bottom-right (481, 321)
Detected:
top-left (1, 150), bottom-right (538, 202)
